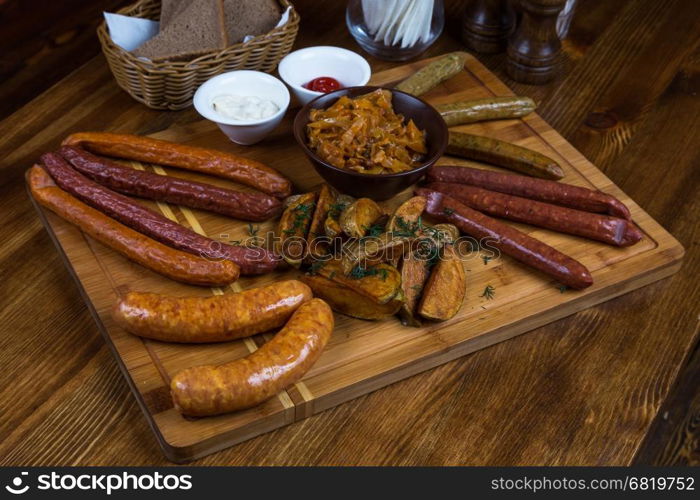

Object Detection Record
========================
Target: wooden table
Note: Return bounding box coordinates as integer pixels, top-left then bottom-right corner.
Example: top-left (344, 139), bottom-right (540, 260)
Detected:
top-left (0, 0), bottom-right (698, 465)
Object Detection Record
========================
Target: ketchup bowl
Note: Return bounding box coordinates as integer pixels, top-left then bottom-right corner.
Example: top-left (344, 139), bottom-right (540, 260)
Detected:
top-left (293, 86), bottom-right (448, 201)
top-left (278, 46), bottom-right (371, 106)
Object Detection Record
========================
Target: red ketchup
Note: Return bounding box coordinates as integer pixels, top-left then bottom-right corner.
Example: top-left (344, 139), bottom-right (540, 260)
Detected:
top-left (303, 76), bottom-right (342, 93)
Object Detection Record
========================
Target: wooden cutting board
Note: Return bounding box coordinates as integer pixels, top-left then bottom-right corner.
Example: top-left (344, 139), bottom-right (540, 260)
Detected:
top-left (29, 53), bottom-right (684, 462)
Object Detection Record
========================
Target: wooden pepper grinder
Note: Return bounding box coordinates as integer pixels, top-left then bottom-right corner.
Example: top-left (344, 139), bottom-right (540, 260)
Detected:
top-left (461, 0), bottom-right (515, 54)
top-left (506, 0), bottom-right (567, 84)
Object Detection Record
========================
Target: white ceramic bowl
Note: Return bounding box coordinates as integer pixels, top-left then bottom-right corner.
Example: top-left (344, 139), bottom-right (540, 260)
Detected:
top-left (193, 70), bottom-right (290, 145)
top-left (278, 46), bottom-right (371, 106)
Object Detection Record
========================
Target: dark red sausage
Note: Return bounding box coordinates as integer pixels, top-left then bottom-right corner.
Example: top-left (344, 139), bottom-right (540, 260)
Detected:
top-left (425, 182), bottom-right (642, 247)
top-left (40, 152), bottom-right (279, 275)
top-left (62, 132), bottom-right (292, 198)
top-left (426, 165), bottom-right (631, 219)
top-left (415, 189), bottom-right (593, 290)
top-left (28, 166), bottom-right (239, 287)
top-left (621, 226), bottom-right (644, 246)
top-left (59, 146), bottom-right (282, 222)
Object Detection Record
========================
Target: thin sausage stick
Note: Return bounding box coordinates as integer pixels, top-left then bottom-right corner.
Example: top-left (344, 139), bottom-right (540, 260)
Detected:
top-left (59, 146), bottom-right (282, 221)
top-left (41, 152), bottom-right (277, 275)
top-left (446, 132), bottom-right (564, 180)
top-left (425, 182), bottom-right (641, 246)
top-left (28, 166), bottom-right (239, 286)
top-left (427, 165), bottom-right (631, 219)
top-left (62, 132), bottom-right (293, 198)
top-left (416, 189), bottom-right (593, 289)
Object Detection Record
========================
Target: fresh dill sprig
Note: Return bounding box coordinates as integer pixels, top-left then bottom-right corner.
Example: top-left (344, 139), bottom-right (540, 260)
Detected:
top-left (328, 202), bottom-right (348, 219)
top-left (362, 223), bottom-right (385, 239)
top-left (348, 265), bottom-right (388, 281)
top-left (282, 202), bottom-right (314, 235)
top-left (480, 285), bottom-right (495, 300)
top-left (390, 215), bottom-right (420, 238)
top-left (308, 260), bottom-right (326, 275)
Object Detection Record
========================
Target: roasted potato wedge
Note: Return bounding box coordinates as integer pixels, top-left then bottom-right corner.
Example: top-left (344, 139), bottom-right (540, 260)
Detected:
top-left (387, 196), bottom-right (427, 234)
top-left (339, 214), bottom-right (457, 273)
top-left (276, 192), bottom-right (317, 267)
top-left (282, 193), bottom-right (311, 210)
top-left (410, 222), bottom-right (461, 262)
top-left (308, 184), bottom-right (336, 240)
top-left (324, 194), bottom-right (355, 238)
top-left (385, 196), bottom-right (427, 266)
top-left (301, 273), bottom-right (404, 320)
top-left (430, 223), bottom-right (460, 243)
top-left (418, 244), bottom-right (466, 321)
top-left (339, 198), bottom-right (383, 238)
top-left (398, 252), bottom-right (432, 327)
top-left (305, 184), bottom-right (337, 261)
top-left (314, 258), bottom-right (401, 305)
top-left (340, 232), bottom-right (411, 273)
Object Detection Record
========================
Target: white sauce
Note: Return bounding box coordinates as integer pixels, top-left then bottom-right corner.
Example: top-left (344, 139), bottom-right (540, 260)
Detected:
top-left (212, 95), bottom-right (279, 121)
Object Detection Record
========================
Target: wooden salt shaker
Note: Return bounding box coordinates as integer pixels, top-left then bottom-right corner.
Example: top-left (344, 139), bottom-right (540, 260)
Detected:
top-left (506, 0), bottom-right (567, 84)
top-left (461, 0), bottom-right (515, 54)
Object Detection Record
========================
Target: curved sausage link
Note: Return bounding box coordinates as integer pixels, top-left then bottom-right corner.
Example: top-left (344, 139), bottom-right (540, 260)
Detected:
top-left (171, 298), bottom-right (334, 416)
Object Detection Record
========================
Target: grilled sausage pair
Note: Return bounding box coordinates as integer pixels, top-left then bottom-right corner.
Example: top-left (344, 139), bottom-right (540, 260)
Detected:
top-left (113, 283), bottom-right (333, 417)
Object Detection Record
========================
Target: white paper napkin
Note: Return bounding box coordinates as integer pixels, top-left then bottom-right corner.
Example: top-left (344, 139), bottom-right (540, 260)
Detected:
top-left (104, 12), bottom-right (159, 52)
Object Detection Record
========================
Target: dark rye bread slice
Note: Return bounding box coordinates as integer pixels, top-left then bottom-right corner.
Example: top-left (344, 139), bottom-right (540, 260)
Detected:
top-left (133, 0), bottom-right (228, 61)
top-left (223, 0), bottom-right (281, 45)
top-left (159, 0), bottom-right (188, 27)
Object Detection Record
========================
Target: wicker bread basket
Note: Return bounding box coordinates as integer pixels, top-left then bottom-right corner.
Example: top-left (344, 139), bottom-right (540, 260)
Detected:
top-left (98, 0), bottom-right (300, 110)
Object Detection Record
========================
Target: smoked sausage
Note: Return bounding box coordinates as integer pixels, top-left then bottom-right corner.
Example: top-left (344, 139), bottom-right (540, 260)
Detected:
top-left (40, 152), bottom-right (277, 275)
top-left (62, 132), bottom-right (292, 198)
top-left (59, 146), bottom-right (282, 221)
top-left (416, 189), bottom-right (593, 289)
top-left (27, 166), bottom-right (239, 286)
top-left (426, 165), bottom-right (631, 219)
top-left (395, 52), bottom-right (467, 96)
top-left (436, 96), bottom-right (536, 127)
top-left (113, 280), bottom-right (312, 343)
top-left (171, 298), bottom-right (334, 416)
top-left (447, 132), bottom-right (564, 180)
top-left (425, 182), bottom-right (642, 247)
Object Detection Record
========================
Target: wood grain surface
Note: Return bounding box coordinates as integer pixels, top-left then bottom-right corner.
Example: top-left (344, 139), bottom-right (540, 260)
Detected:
top-left (0, 0), bottom-right (698, 465)
top-left (30, 54), bottom-right (684, 462)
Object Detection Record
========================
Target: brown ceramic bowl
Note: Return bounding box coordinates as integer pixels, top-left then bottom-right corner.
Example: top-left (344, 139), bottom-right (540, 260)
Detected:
top-left (293, 86), bottom-right (448, 201)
